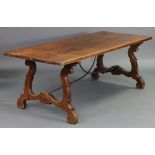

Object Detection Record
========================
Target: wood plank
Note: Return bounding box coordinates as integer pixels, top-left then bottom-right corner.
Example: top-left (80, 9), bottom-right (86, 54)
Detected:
top-left (5, 31), bottom-right (152, 65)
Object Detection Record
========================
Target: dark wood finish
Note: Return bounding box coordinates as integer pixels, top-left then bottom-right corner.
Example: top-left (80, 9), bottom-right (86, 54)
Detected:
top-left (5, 31), bottom-right (152, 65)
top-left (91, 43), bottom-right (145, 89)
top-left (17, 60), bottom-right (78, 124)
top-left (4, 31), bottom-right (152, 124)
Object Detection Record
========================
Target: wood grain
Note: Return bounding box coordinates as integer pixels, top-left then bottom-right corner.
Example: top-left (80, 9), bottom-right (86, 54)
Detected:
top-left (5, 31), bottom-right (152, 65)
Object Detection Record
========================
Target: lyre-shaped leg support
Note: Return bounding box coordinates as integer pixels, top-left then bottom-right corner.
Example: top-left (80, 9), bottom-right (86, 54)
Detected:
top-left (17, 60), bottom-right (36, 109)
top-left (17, 60), bottom-right (78, 124)
top-left (91, 43), bottom-right (145, 89)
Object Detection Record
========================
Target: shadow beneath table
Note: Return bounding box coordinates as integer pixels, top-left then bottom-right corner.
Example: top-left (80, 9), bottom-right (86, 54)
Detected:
top-left (71, 79), bottom-right (134, 108)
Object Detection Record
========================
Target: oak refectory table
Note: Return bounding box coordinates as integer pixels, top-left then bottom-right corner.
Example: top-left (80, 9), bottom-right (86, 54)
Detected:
top-left (4, 31), bottom-right (152, 124)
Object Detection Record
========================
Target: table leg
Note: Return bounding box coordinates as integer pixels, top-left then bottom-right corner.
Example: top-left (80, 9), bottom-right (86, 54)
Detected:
top-left (91, 54), bottom-right (107, 80)
top-left (17, 60), bottom-right (78, 124)
top-left (60, 64), bottom-right (78, 124)
top-left (91, 43), bottom-right (145, 89)
top-left (128, 44), bottom-right (145, 89)
top-left (17, 60), bottom-right (36, 109)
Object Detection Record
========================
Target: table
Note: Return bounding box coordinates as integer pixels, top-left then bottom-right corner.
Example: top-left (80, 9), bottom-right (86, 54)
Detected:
top-left (5, 31), bottom-right (152, 124)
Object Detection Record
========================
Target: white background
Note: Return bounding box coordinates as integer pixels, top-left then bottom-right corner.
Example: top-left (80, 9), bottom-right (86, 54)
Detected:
top-left (0, 0), bottom-right (155, 155)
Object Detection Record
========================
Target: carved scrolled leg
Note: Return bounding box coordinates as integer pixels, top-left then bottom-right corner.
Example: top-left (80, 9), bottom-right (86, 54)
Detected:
top-left (128, 44), bottom-right (145, 89)
top-left (17, 60), bottom-right (36, 109)
top-left (91, 43), bottom-right (145, 89)
top-left (17, 60), bottom-right (78, 124)
top-left (91, 54), bottom-right (106, 80)
top-left (60, 64), bottom-right (78, 124)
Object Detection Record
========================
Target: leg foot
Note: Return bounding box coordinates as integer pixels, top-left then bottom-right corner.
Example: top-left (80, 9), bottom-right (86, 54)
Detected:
top-left (17, 95), bottom-right (27, 109)
top-left (136, 78), bottom-right (145, 89)
top-left (67, 111), bottom-right (78, 124)
top-left (91, 72), bottom-right (100, 80)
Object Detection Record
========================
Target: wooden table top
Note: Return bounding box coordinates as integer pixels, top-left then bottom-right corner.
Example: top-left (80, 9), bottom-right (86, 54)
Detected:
top-left (5, 31), bottom-right (152, 65)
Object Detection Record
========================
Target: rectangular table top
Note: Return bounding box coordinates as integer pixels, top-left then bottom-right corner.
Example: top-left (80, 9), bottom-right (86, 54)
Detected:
top-left (5, 31), bottom-right (152, 65)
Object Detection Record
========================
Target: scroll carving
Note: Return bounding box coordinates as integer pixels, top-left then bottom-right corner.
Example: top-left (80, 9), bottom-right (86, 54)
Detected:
top-left (91, 43), bottom-right (145, 89)
top-left (17, 60), bottom-right (78, 124)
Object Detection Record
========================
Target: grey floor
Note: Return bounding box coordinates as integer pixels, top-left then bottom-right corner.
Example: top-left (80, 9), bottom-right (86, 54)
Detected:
top-left (0, 27), bottom-right (155, 128)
